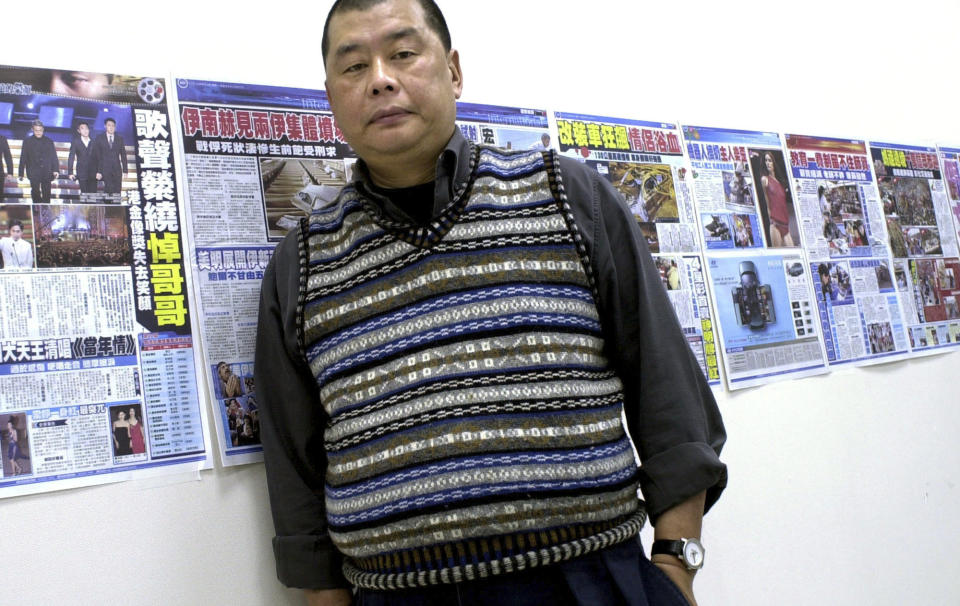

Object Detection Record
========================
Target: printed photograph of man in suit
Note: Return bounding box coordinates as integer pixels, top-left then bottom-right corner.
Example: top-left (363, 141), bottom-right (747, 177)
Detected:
top-left (17, 120), bottom-right (59, 203)
top-left (68, 121), bottom-right (97, 195)
top-left (92, 117), bottom-right (127, 195)
top-left (0, 134), bottom-right (14, 193)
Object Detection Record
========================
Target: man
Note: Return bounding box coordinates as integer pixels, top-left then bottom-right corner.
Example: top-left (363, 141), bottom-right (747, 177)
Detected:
top-left (667, 259), bottom-right (681, 291)
top-left (729, 163), bottom-right (751, 206)
top-left (68, 122), bottom-right (97, 195)
top-left (91, 117), bottom-right (127, 194)
top-left (255, 2), bottom-right (726, 605)
top-left (18, 120), bottom-right (59, 203)
top-left (217, 361), bottom-right (244, 398)
top-left (0, 134), bottom-right (13, 189)
top-left (530, 132), bottom-right (551, 150)
top-left (0, 220), bottom-right (34, 269)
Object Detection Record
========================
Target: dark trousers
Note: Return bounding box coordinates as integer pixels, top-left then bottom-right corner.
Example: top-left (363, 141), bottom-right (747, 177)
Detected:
top-left (30, 178), bottom-right (51, 203)
top-left (355, 538), bottom-right (690, 606)
top-left (78, 177), bottom-right (98, 194)
top-left (102, 176), bottom-right (122, 194)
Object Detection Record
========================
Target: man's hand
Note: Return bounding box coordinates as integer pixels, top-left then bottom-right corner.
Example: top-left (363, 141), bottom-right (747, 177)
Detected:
top-left (304, 588), bottom-right (352, 606)
top-left (652, 490), bottom-right (707, 606)
top-left (651, 556), bottom-right (697, 606)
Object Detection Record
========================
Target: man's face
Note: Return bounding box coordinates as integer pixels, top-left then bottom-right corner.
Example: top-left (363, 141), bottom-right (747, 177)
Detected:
top-left (32, 124), bottom-right (44, 138)
top-left (324, 0), bottom-right (463, 168)
top-left (77, 124), bottom-right (89, 137)
top-left (105, 121), bottom-right (116, 135)
top-left (10, 225), bottom-right (22, 241)
top-left (218, 363), bottom-right (231, 381)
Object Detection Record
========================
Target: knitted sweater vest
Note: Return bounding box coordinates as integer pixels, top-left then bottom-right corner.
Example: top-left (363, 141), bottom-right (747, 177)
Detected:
top-left (301, 145), bottom-right (645, 589)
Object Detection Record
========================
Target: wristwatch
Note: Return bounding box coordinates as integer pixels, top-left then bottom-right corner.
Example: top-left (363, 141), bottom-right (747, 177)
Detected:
top-left (651, 537), bottom-right (705, 570)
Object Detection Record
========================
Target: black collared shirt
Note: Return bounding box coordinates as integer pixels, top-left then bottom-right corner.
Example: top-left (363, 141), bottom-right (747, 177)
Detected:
top-left (255, 128), bottom-right (727, 589)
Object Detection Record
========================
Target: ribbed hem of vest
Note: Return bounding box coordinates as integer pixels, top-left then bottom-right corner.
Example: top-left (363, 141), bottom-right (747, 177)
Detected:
top-left (342, 508), bottom-right (646, 590)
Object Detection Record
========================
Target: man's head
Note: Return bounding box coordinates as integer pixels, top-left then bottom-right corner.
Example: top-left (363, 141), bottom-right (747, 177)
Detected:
top-left (104, 118), bottom-right (116, 134)
top-left (541, 133), bottom-right (550, 148)
top-left (31, 120), bottom-right (44, 138)
top-left (322, 0), bottom-right (450, 67)
top-left (9, 220), bottom-right (23, 240)
top-left (217, 361), bottom-right (232, 381)
top-left (77, 122), bottom-right (90, 137)
top-left (322, 0), bottom-right (462, 182)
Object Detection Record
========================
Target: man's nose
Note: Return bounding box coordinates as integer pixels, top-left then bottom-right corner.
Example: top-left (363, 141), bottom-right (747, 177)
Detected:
top-left (369, 57), bottom-right (398, 96)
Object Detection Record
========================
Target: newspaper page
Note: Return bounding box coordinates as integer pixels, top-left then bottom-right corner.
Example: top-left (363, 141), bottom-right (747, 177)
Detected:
top-left (175, 79), bottom-right (354, 465)
top-left (784, 133), bottom-right (910, 365)
top-left (704, 250), bottom-right (827, 389)
top-left (870, 141), bottom-right (960, 353)
top-left (0, 65), bottom-right (210, 497)
top-left (552, 112), bottom-right (719, 385)
top-left (682, 125), bottom-right (800, 250)
top-left (939, 146), bottom-right (960, 243)
top-left (455, 101), bottom-right (551, 152)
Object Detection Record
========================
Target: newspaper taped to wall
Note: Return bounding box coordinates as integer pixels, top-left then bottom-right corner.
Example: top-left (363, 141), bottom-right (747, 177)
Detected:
top-left (705, 250), bottom-right (828, 389)
top-left (784, 133), bottom-right (911, 364)
top-left (682, 125), bottom-right (800, 250)
top-left (0, 64), bottom-right (210, 497)
top-left (551, 111), bottom-right (719, 385)
top-left (174, 79), bottom-right (355, 465)
top-left (870, 141), bottom-right (960, 353)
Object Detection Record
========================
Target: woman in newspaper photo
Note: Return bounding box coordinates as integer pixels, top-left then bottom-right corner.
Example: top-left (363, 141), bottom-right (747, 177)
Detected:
top-left (758, 151), bottom-right (796, 247)
top-left (112, 410), bottom-right (132, 456)
top-left (6, 418), bottom-right (28, 475)
top-left (128, 407), bottom-right (145, 455)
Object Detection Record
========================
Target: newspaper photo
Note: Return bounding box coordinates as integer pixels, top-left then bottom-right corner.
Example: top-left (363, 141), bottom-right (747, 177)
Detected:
top-left (551, 111), bottom-right (719, 385)
top-left (870, 141), bottom-right (960, 353)
top-left (682, 125), bottom-right (800, 250)
top-left (706, 250), bottom-right (828, 389)
top-left (0, 64), bottom-right (210, 498)
top-left (785, 133), bottom-right (910, 365)
top-left (175, 79), bottom-right (355, 465)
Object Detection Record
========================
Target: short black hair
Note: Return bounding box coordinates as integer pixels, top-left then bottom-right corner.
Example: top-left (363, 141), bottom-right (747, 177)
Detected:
top-left (104, 117), bottom-right (116, 125)
top-left (77, 121), bottom-right (90, 129)
top-left (321, 0), bottom-right (451, 67)
top-left (9, 220), bottom-right (23, 230)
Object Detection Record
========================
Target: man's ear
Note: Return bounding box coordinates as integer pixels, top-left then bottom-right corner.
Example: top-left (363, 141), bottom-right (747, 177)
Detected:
top-left (447, 49), bottom-right (463, 99)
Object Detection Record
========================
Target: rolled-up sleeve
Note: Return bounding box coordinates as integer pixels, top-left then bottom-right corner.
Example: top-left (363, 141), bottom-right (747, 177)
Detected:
top-left (557, 156), bottom-right (727, 521)
top-left (255, 228), bottom-right (348, 589)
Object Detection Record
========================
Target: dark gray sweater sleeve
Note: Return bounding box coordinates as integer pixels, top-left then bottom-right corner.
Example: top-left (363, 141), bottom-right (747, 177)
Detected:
top-left (556, 155), bottom-right (728, 521)
top-left (255, 228), bottom-right (348, 589)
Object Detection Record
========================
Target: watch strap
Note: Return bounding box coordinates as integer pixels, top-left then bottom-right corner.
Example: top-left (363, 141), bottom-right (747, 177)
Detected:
top-left (651, 539), bottom-right (684, 557)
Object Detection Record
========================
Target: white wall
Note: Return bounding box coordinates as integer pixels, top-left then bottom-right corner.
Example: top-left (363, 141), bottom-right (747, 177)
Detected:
top-left (4, 1), bottom-right (960, 604)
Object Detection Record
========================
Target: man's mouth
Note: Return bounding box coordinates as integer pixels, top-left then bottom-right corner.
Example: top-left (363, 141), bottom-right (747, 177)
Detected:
top-left (369, 107), bottom-right (411, 125)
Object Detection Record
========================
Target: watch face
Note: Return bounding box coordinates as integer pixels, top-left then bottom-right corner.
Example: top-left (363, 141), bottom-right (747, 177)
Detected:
top-left (683, 539), bottom-right (704, 569)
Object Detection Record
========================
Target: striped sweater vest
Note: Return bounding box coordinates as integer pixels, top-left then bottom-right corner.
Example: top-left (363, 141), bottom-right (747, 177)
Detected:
top-left (301, 145), bottom-right (645, 589)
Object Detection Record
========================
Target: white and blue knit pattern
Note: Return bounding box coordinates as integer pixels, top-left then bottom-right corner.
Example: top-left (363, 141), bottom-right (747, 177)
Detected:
top-left (302, 145), bottom-right (643, 588)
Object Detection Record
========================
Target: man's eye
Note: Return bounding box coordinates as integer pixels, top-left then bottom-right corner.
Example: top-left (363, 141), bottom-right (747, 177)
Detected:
top-left (394, 51), bottom-right (415, 59)
top-left (343, 63), bottom-right (366, 74)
